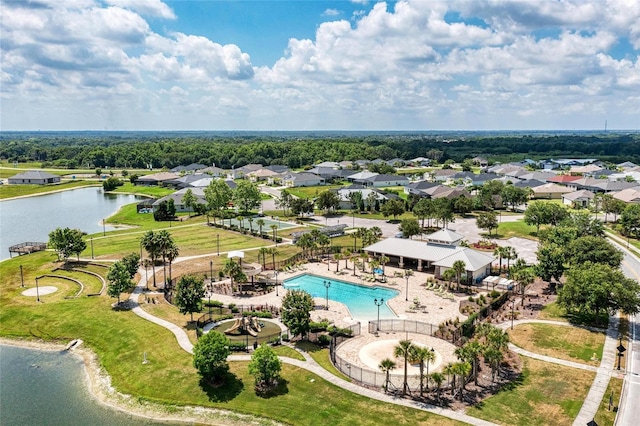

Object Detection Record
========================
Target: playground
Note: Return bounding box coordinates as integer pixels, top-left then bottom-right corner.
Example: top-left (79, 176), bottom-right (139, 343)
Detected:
top-left (209, 318), bottom-right (283, 345)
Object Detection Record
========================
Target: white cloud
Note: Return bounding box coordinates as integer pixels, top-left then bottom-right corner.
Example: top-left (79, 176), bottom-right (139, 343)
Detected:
top-left (1, 0), bottom-right (639, 130)
top-left (322, 8), bottom-right (341, 17)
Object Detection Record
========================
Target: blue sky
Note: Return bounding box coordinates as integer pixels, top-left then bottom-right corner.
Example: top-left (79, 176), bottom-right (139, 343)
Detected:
top-left (1, 0), bottom-right (639, 131)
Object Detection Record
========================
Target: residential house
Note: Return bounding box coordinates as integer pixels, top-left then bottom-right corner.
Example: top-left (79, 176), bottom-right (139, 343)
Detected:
top-left (334, 187), bottom-right (388, 210)
top-left (612, 187), bottom-right (640, 204)
top-left (230, 164), bottom-right (263, 179)
top-left (513, 179), bottom-right (546, 189)
top-left (404, 180), bottom-right (440, 196)
top-left (170, 163), bottom-right (206, 174)
top-left (562, 190), bottom-right (595, 208)
top-left (547, 175), bottom-right (582, 186)
top-left (430, 169), bottom-right (457, 182)
top-left (348, 171), bottom-right (379, 184)
top-left (618, 161), bottom-right (638, 170)
top-left (153, 188), bottom-right (206, 213)
top-left (408, 157), bottom-right (431, 167)
top-left (471, 156), bottom-right (488, 167)
top-left (135, 172), bottom-right (180, 186)
top-left (283, 172), bottom-right (325, 187)
top-left (247, 168), bottom-right (282, 183)
top-left (8, 170), bottom-right (61, 185)
top-left (199, 166), bottom-right (226, 177)
top-left (569, 164), bottom-right (603, 175)
top-left (314, 161), bottom-right (341, 169)
top-left (363, 174), bottom-right (409, 188)
top-left (530, 183), bottom-right (573, 199)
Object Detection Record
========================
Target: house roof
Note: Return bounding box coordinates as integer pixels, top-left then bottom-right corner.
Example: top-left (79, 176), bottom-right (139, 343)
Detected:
top-left (365, 174), bottom-right (409, 182)
top-left (547, 175), bottom-right (582, 184)
top-left (618, 161), bottom-right (638, 169)
top-left (314, 161), bottom-right (341, 168)
top-left (570, 164), bottom-right (603, 174)
top-left (136, 172), bottom-right (180, 182)
top-left (612, 187), bottom-right (640, 203)
top-left (285, 172), bottom-right (324, 182)
top-left (153, 187), bottom-right (206, 205)
top-left (426, 228), bottom-right (464, 244)
top-left (9, 170), bottom-right (59, 180)
top-left (432, 248), bottom-right (495, 271)
top-left (248, 169), bottom-right (281, 178)
top-left (349, 171), bottom-right (378, 180)
top-left (171, 163), bottom-right (206, 173)
top-left (531, 183), bottom-right (573, 194)
top-left (562, 190), bottom-right (595, 201)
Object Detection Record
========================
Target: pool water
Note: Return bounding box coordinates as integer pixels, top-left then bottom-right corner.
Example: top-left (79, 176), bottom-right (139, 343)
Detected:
top-left (283, 274), bottom-right (398, 321)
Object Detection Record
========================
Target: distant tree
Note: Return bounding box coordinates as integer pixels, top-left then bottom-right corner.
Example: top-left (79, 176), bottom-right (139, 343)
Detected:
top-left (558, 262), bottom-right (640, 317)
top-left (409, 346), bottom-right (435, 395)
top-left (621, 204), bottom-right (640, 240)
top-left (248, 344), bottom-right (282, 390)
top-left (546, 203), bottom-right (569, 226)
top-left (223, 258), bottom-right (247, 294)
top-left (106, 261), bottom-right (133, 304)
top-left (380, 199), bottom-right (405, 220)
top-left (174, 274), bottom-right (205, 322)
top-left (275, 189), bottom-right (293, 216)
top-left (453, 195), bottom-right (473, 216)
top-left (561, 211), bottom-right (604, 237)
top-left (413, 197), bottom-right (435, 228)
top-left (476, 211), bottom-right (498, 236)
top-left (535, 242), bottom-right (565, 282)
top-left (233, 180), bottom-right (261, 213)
top-left (399, 218), bottom-right (421, 239)
top-left (524, 201), bottom-right (549, 234)
top-left (281, 289), bottom-right (314, 339)
top-left (452, 260), bottom-right (467, 291)
top-left (512, 266), bottom-right (536, 307)
top-left (48, 227), bottom-right (87, 262)
top-left (102, 176), bottom-right (123, 191)
top-left (433, 197), bottom-right (454, 228)
top-left (182, 188), bottom-right (198, 217)
top-left (153, 199), bottom-right (176, 221)
top-left (193, 331), bottom-right (231, 386)
top-left (316, 190), bottom-right (341, 214)
top-left (348, 191), bottom-right (363, 211)
top-left (141, 230), bottom-right (161, 287)
top-left (567, 236), bottom-right (623, 268)
top-left (290, 198), bottom-right (314, 217)
top-left (121, 252), bottom-right (140, 278)
top-left (204, 178), bottom-right (233, 224)
top-left (501, 185), bottom-right (529, 211)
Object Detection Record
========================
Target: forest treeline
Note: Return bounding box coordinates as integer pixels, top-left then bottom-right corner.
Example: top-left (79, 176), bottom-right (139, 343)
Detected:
top-left (1, 133), bottom-right (638, 170)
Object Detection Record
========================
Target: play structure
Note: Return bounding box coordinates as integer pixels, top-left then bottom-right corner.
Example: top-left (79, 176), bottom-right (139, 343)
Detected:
top-left (224, 316), bottom-right (262, 337)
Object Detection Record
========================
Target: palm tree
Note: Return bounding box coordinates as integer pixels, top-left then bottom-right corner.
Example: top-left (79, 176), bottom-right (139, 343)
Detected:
top-left (343, 248), bottom-right (352, 270)
top-left (378, 358), bottom-right (396, 393)
top-left (258, 247), bottom-right (269, 270)
top-left (237, 215), bottom-right (244, 232)
top-left (409, 346), bottom-right (435, 396)
top-left (270, 224), bottom-right (279, 246)
top-left (442, 269), bottom-right (456, 290)
top-left (166, 242), bottom-right (179, 285)
top-left (256, 218), bottom-right (265, 236)
top-left (453, 362), bottom-right (471, 400)
top-left (156, 230), bottom-right (174, 288)
top-left (483, 346), bottom-right (503, 383)
top-left (430, 372), bottom-right (445, 401)
top-left (247, 216), bottom-right (254, 233)
top-left (223, 258), bottom-right (245, 294)
top-left (359, 251), bottom-right (369, 272)
top-left (504, 246), bottom-right (518, 273)
top-left (443, 363), bottom-right (455, 396)
top-left (451, 260), bottom-right (466, 292)
top-left (379, 254), bottom-right (389, 277)
top-left (513, 266), bottom-right (535, 307)
top-left (394, 339), bottom-right (413, 396)
top-left (269, 247), bottom-right (279, 271)
top-left (493, 246), bottom-right (508, 274)
top-left (334, 252), bottom-right (343, 272)
top-left (141, 230), bottom-right (160, 287)
top-left (369, 259), bottom-right (380, 278)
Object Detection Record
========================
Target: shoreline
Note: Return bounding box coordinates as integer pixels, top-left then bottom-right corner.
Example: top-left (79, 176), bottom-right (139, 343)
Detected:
top-left (0, 182), bottom-right (102, 201)
top-left (0, 337), bottom-right (282, 426)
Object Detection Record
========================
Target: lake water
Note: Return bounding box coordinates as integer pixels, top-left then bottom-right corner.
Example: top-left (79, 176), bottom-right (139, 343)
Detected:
top-left (0, 344), bottom-right (172, 425)
top-left (0, 187), bottom-right (141, 260)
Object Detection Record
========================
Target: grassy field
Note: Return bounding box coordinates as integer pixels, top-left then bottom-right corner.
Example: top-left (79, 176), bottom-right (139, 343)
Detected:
top-left (508, 323), bottom-right (605, 365)
top-left (594, 377), bottom-right (623, 426)
top-left (0, 180), bottom-right (99, 199)
top-left (110, 182), bottom-right (175, 198)
top-left (495, 220), bottom-right (539, 240)
top-left (468, 356), bottom-right (594, 426)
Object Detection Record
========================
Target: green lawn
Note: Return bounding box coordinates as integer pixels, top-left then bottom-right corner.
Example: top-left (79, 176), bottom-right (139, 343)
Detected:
top-left (0, 181), bottom-right (99, 199)
top-left (594, 377), bottom-right (623, 426)
top-left (110, 182), bottom-right (175, 198)
top-left (468, 356), bottom-right (594, 426)
top-left (495, 220), bottom-right (539, 240)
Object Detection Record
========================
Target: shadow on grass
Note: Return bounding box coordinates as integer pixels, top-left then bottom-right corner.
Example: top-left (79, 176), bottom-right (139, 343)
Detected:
top-left (294, 340), bottom-right (321, 354)
top-left (199, 371), bottom-right (244, 402)
top-left (564, 311), bottom-right (609, 328)
top-left (255, 378), bottom-right (290, 398)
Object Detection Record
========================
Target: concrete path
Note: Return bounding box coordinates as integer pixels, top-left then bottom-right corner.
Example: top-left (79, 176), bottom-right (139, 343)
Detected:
top-left (497, 317), bottom-right (620, 426)
top-left (128, 265), bottom-right (497, 426)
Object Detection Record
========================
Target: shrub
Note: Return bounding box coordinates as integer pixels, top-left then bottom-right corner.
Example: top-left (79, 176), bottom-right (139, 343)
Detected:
top-left (309, 320), bottom-right (330, 331)
top-left (228, 342), bottom-right (247, 352)
top-left (318, 334), bottom-right (332, 347)
top-left (242, 311), bottom-right (273, 319)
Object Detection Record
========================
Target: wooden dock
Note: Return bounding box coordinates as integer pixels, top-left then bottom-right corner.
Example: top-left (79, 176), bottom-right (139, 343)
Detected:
top-left (8, 242), bottom-right (47, 257)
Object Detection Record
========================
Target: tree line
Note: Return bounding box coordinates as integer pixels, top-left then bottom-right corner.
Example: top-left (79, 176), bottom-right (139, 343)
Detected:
top-left (2, 133), bottom-right (639, 170)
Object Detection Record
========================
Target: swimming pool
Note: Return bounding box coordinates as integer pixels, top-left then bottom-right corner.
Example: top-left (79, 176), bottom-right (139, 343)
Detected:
top-left (283, 274), bottom-right (398, 321)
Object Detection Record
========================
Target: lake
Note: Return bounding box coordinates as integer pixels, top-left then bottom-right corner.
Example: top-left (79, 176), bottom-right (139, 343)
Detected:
top-left (0, 344), bottom-right (172, 425)
top-left (0, 187), bottom-right (142, 260)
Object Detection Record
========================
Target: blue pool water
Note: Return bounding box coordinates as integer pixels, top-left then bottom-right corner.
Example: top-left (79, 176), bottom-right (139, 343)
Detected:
top-left (283, 274), bottom-right (398, 321)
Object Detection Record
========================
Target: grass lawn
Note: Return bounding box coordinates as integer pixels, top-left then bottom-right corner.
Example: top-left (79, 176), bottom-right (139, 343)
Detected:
top-left (110, 182), bottom-right (175, 198)
top-left (295, 341), bottom-right (352, 381)
top-left (508, 323), bottom-right (605, 365)
top-left (468, 356), bottom-right (594, 426)
top-left (594, 377), bottom-right (623, 426)
top-left (286, 184), bottom-right (345, 199)
top-left (0, 254), bottom-right (463, 426)
top-left (0, 180), bottom-right (99, 199)
top-left (539, 302), bottom-right (610, 328)
top-left (495, 220), bottom-right (538, 240)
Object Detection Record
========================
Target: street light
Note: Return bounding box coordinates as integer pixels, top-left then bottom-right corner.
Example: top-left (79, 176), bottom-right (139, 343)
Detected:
top-left (20, 265), bottom-right (24, 288)
top-left (144, 260), bottom-right (149, 291)
top-left (323, 280), bottom-right (331, 310)
top-left (405, 272), bottom-right (410, 301)
top-left (217, 234), bottom-right (220, 256)
top-left (210, 260), bottom-right (213, 285)
top-left (511, 298), bottom-right (516, 330)
top-left (35, 276), bottom-right (40, 302)
top-left (208, 284), bottom-right (212, 317)
top-left (374, 298), bottom-right (384, 336)
top-left (275, 270), bottom-right (279, 296)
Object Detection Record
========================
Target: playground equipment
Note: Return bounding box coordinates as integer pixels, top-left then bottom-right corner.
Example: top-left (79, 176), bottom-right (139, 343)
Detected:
top-left (224, 316), bottom-right (262, 337)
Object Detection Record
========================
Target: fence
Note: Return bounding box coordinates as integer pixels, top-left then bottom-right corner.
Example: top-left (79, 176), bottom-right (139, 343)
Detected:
top-left (329, 319), bottom-right (441, 393)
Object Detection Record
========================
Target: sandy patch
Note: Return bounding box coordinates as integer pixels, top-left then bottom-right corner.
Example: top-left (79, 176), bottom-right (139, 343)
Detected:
top-left (22, 286), bottom-right (58, 296)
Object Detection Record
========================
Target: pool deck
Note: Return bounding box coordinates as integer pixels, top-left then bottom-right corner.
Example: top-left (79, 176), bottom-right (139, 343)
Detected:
top-left (207, 261), bottom-right (471, 331)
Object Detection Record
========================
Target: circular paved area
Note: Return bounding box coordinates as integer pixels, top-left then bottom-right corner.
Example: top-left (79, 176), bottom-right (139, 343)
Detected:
top-left (22, 286), bottom-right (58, 296)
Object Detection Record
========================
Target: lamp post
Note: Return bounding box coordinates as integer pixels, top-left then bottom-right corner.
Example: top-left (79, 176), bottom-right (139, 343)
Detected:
top-left (217, 234), bottom-right (220, 256)
top-left (511, 298), bottom-right (516, 330)
top-left (91, 237), bottom-right (94, 259)
top-left (20, 265), bottom-right (24, 288)
top-left (323, 280), bottom-right (331, 310)
top-left (102, 218), bottom-right (106, 236)
top-left (208, 284), bottom-right (212, 317)
top-left (144, 260), bottom-right (149, 291)
top-left (405, 273), bottom-right (409, 301)
top-left (35, 276), bottom-right (40, 302)
top-left (139, 239), bottom-right (143, 264)
top-left (275, 270), bottom-right (279, 296)
top-left (374, 298), bottom-right (384, 336)
top-left (210, 260), bottom-right (213, 285)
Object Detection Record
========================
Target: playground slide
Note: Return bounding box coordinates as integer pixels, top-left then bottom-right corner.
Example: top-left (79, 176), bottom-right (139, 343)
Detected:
top-left (224, 318), bottom-right (241, 334)
top-left (251, 317), bottom-right (262, 332)
top-left (247, 326), bottom-right (258, 337)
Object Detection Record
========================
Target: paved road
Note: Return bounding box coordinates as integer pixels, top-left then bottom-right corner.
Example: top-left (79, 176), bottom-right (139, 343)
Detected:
top-left (608, 234), bottom-right (640, 426)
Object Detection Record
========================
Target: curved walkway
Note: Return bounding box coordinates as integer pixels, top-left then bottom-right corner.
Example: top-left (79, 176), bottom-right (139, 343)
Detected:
top-left (498, 317), bottom-right (620, 426)
top-left (128, 265), bottom-right (496, 426)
